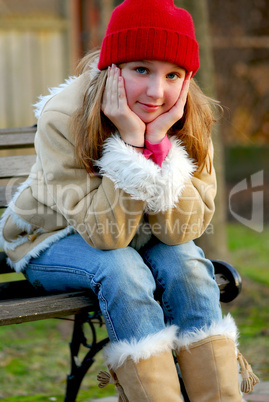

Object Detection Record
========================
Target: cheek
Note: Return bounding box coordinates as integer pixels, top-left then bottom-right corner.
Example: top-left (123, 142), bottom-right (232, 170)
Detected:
top-left (166, 83), bottom-right (184, 107)
top-left (120, 70), bottom-right (146, 107)
top-left (123, 78), bottom-right (143, 110)
top-left (123, 80), bottom-right (135, 106)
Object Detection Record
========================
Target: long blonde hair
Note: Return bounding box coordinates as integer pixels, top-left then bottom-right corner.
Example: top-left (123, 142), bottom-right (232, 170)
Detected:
top-left (71, 49), bottom-right (218, 174)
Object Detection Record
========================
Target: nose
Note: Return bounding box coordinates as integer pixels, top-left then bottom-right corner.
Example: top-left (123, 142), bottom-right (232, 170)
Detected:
top-left (146, 75), bottom-right (164, 100)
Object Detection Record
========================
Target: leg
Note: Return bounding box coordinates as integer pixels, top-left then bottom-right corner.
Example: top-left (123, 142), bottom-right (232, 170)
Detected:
top-left (24, 233), bottom-right (183, 401)
top-left (141, 238), bottom-right (222, 332)
top-left (24, 233), bottom-right (166, 342)
top-left (141, 239), bottom-right (244, 401)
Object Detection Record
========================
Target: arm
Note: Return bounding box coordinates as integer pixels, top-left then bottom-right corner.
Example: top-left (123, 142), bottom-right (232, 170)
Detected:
top-left (34, 110), bottom-right (146, 249)
top-left (147, 140), bottom-right (216, 244)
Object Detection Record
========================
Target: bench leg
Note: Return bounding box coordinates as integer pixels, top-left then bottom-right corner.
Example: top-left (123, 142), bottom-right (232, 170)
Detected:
top-left (65, 311), bottom-right (109, 402)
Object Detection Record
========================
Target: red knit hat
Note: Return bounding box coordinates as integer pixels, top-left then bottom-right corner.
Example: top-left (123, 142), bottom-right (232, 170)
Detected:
top-left (98, 0), bottom-right (199, 75)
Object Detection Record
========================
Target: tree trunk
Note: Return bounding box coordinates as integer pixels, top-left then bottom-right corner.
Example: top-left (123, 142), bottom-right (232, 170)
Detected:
top-left (176, 0), bottom-right (228, 259)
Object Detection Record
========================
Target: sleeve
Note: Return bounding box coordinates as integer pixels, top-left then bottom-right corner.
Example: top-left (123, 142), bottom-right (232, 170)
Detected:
top-left (35, 111), bottom-right (146, 250)
top-left (143, 134), bottom-right (172, 166)
top-left (147, 140), bottom-right (217, 244)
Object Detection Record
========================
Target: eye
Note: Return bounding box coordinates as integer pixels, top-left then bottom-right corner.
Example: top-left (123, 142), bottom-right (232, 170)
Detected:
top-left (167, 72), bottom-right (180, 80)
top-left (136, 67), bottom-right (148, 75)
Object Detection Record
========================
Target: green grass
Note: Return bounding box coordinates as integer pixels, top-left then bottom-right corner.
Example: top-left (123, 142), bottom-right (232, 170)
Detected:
top-left (227, 223), bottom-right (269, 285)
top-left (0, 319), bottom-right (116, 400)
top-left (0, 223), bottom-right (268, 399)
top-left (222, 223), bottom-right (269, 381)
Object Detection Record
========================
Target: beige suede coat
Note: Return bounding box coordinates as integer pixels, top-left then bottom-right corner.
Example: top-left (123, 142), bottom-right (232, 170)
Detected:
top-left (0, 67), bottom-right (216, 272)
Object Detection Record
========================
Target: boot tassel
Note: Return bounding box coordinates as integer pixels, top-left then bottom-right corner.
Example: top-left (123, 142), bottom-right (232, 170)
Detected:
top-left (97, 370), bottom-right (129, 401)
top-left (237, 351), bottom-right (259, 393)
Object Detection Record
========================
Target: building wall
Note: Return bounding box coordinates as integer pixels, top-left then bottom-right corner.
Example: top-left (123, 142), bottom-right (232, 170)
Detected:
top-left (0, 0), bottom-right (71, 128)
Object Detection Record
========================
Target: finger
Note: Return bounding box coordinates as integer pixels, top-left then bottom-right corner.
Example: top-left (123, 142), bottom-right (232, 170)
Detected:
top-left (180, 72), bottom-right (192, 98)
top-left (118, 76), bottom-right (128, 110)
top-left (174, 72), bottom-right (191, 112)
top-left (102, 66), bottom-right (113, 112)
top-left (111, 65), bottom-right (120, 108)
top-left (101, 67), bottom-right (110, 109)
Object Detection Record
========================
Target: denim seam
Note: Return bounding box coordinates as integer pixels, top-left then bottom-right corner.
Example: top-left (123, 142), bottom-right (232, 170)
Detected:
top-left (91, 278), bottom-right (119, 343)
top-left (143, 256), bottom-right (175, 321)
top-left (27, 263), bottom-right (91, 277)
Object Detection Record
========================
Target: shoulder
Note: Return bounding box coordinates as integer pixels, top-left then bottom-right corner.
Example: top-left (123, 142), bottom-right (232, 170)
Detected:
top-left (34, 72), bottom-right (91, 120)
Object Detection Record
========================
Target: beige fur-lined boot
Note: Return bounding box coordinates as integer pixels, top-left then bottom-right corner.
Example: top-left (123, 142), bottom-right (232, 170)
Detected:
top-left (176, 335), bottom-right (242, 401)
top-left (175, 315), bottom-right (259, 401)
top-left (97, 326), bottom-right (183, 401)
top-left (98, 350), bottom-right (183, 401)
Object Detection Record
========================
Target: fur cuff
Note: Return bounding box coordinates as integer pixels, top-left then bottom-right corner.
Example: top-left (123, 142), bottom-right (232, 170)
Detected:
top-left (95, 134), bottom-right (196, 213)
top-left (174, 314), bottom-right (239, 350)
top-left (104, 325), bottom-right (178, 370)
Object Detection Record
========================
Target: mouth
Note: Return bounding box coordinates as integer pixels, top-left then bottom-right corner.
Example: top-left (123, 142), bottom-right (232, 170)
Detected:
top-left (138, 102), bottom-right (162, 112)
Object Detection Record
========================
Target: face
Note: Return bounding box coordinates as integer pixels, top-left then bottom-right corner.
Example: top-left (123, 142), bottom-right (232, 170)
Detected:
top-left (119, 60), bottom-right (186, 123)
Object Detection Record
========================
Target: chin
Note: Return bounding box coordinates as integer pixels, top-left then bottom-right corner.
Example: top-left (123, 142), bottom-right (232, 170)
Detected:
top-left (139, 113), bottom-right (160, 124)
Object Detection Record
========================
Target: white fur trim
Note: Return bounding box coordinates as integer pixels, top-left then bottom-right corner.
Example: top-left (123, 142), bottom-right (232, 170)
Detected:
top-left (95, 134), bottom-right (196, 213)
top-left (33, 76), bottom-right (77, 119)
top-left (6, 225), bottom-right (76, 273)
top-left (104, 325), bottom-right (178, 370)
top-left (3, 208), bottom-right (32, 235)
top-left (4, 227), bottom-right (47, 252)
top-left (0, 179), bottom-right (33, 248)
top-left (33, 56), bottom-right (101, 120)
top-left (0, 208), bottom-right (31, 250)
top-left (175, 314), bottom-right (239, 350)
top-left (0, 179), bottom-right (76, 271)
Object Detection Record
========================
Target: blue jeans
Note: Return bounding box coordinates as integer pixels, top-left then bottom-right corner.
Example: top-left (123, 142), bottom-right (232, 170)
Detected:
top-left (24, 233), bottom-right (222, 343)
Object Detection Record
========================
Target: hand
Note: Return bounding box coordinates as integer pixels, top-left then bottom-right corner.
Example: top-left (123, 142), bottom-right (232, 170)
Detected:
top-left (145, 72), bottom-right (192, 143)
top-left (102, 64), bottom-right (145, 147)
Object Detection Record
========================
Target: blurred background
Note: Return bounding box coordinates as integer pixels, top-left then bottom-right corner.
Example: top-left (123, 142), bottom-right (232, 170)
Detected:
top-left (0, 1), bottom-right (268, 400)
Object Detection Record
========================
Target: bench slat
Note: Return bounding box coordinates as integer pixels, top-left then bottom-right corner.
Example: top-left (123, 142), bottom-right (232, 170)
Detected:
top-left (0, 126), bottom-right (36, 149)
top-left (0, 133), bottom-right (35, 149)
top-left (0, 183), bottom-right (24, 206)
top-left (0, 290), bottom-right (99, 326)
top-left (0, 127), bottom-right (36, 135)
top-left (0, 177), bottom-right (27, 206)
top-left (0, 155), bottom-right (36, 179)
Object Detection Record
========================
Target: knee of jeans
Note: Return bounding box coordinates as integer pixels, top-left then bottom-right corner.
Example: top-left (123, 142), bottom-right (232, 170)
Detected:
top-left (176, 242), bottom-right (215, 277)
top-left (151, 241), bottom-right (212, 276)
top-left (94, 249), bottom-right (157, 299)
top-left (175, 240), bottom-right (205, 259)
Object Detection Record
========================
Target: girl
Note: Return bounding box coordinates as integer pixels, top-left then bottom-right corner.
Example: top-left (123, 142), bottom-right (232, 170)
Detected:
top-left (0, 0), bottom-right (258, 400)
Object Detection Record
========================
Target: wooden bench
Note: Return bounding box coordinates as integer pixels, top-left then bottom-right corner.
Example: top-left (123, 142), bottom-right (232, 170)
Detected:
top-left (0, 125), bottom-right (242, 401)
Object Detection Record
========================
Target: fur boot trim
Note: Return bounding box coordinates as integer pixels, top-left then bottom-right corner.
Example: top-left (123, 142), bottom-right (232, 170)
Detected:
top-left (104, 325), bottom-right (178, 370)
top-left (174, 314), bottom-right (239, 350)
top-left (95, 134), bottom-right (196, 213)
